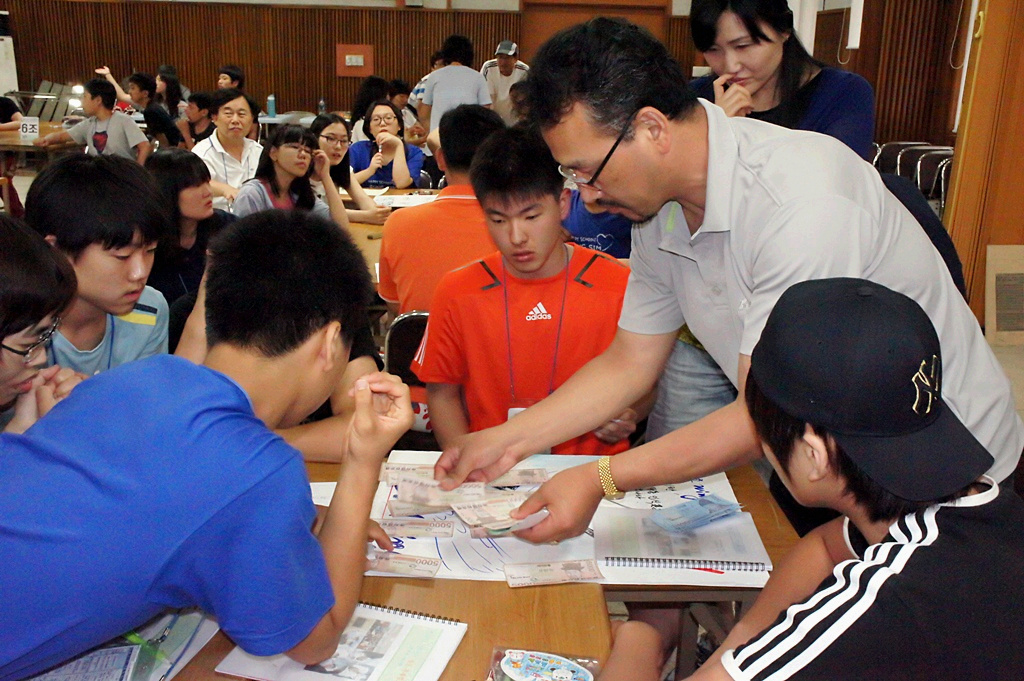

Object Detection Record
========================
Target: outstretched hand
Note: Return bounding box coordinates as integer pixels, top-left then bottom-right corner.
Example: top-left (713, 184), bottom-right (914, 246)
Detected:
top-left (510, 461), bottom-right (605, 544)
top-left (434, 426), bottom-right (523, 490)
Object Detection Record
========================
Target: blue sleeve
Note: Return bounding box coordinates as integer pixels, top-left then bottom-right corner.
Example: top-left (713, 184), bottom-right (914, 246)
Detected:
top-left (231, 181), bottom-right (266, 218)
top-left (153, 455), bottom-right (334, 656)
top-left (348, 142), bottom-right (371, 172)
top-left (405, 145), bottom-right (424, 181)
top-left (800, 70), bottom-right (876, 161)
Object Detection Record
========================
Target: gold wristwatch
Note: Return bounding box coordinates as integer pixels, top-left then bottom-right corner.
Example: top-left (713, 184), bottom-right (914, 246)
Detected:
top-left (598, 456), bottom-right (624, 500)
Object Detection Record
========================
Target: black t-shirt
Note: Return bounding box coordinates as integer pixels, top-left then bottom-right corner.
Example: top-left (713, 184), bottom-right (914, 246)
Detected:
top-left (143, 103), bottom-right (184, 147)
top-left (0, 96), bottom-right (21, 124)
top-left (189, 120), bottom-right (214, 146)
top-left (149, 209), bottom-right (233, 306)
top-left (723, 482), bottom-right (1024, 680)
top-left (690, 71), bottom-right (824, 131)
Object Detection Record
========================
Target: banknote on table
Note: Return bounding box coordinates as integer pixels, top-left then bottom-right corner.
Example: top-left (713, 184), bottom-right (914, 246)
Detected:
top-left (374, 517), bottom-right (456, 538)
top-left (488, 468), bottom-right (550, 487)
top-left (380, 462), bottom-right (434, 485)
top-left (396, 475), bottom-right (486, 506)
top-left (387, 499), bottom-right (450, 517)
top-left (503, 559), bottom-right (604, 588)
top-left (450, 492), bottom-right (529, 530)
top-left (368, 549), bottom-right (442, 578)
top-left (647, 492), bottom-right (742, 533)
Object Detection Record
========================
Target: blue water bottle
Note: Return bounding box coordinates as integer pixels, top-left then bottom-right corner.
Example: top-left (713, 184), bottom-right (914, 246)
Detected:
top-left (266, 94), bottom-right (276, 118)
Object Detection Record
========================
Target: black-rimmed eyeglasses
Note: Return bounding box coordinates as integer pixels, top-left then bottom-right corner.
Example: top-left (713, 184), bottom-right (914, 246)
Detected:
top-left (1, 316), bottom-right (61, 365)
top-left (557, 112), bottom-right (636, 189)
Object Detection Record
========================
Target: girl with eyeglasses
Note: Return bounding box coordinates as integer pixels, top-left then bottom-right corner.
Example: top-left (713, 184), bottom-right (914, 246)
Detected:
top-left (349, 100), bottom-right (424, 189)
top-left (232, 125), bottom-right (349, 230)
top-left (309, 114), bottom-right (391, 225)
top-left (0, 215), bottom-right (82, 433)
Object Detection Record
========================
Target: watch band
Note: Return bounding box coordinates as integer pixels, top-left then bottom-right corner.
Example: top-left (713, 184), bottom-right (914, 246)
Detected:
top-left (598, 455), bottom-right (624, 500)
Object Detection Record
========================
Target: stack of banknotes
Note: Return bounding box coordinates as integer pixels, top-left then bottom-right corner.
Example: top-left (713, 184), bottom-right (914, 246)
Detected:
top-left (646, 492), bottom-right (742, 533)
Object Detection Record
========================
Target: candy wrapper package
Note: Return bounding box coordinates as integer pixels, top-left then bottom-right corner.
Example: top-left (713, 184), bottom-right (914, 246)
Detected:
top-left (486, 647), bottom-right (601, 681)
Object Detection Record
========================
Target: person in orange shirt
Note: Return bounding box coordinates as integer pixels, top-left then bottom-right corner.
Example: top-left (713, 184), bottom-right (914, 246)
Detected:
top-left (413, 125), bottom-right (650, 455)
top-left (377, 105), bottom-right (505, 316)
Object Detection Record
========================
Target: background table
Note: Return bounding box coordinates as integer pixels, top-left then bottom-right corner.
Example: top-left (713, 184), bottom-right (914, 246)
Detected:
top-left (0, 122), bottom-right (79, 163)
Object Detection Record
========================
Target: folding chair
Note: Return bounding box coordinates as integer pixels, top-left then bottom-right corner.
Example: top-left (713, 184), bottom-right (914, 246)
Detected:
top-left (384, 311), bottom-right (438, 450)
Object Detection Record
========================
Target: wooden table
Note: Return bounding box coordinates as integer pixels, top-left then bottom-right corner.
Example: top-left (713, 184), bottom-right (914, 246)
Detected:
top-left (176, 461), bottom-right (612, 681)
top-left (347, 220), bottom-right (383, 283)
top-left (0, 122), bottom-right (79, 159)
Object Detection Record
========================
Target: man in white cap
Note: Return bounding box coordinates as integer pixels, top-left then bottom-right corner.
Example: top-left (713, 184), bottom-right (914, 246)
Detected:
top-left (480, 40), bottom-right (530, 125)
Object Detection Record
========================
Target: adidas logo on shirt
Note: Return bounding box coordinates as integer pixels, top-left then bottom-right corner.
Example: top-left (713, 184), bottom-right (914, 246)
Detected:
top-left (525, 302), bottom-right (552, 321)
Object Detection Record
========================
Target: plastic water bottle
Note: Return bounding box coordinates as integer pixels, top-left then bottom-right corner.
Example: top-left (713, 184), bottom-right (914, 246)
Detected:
top-left (266, 94), bottom-right (276, 118)
top-left (318, 98), bottom-right (327, 115)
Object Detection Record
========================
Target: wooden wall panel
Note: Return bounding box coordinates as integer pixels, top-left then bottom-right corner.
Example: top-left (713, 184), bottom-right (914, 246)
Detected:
top-left (1, 1), bottom-right (518, 114)
top-left (872, 0), bottom-right (952, 144)
top-left (665, 16), bottom-right (695, 81)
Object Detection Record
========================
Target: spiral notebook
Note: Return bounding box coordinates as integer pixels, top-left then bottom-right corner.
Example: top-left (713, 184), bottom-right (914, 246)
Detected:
top-left (593, 507), bottom-right (772, 585)
top-left (216, 603), bottom-right (466, 681)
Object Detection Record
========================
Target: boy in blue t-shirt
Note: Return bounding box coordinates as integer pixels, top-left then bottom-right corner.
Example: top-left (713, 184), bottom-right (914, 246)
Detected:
top-left (25, 154), bottom-right (170, 375)
top-left (0, 209), bottom-right (414, 679)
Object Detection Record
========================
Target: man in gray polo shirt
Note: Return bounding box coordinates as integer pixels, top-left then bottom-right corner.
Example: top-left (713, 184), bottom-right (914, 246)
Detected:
top-left (433, 18), bottom-right (1024, 544)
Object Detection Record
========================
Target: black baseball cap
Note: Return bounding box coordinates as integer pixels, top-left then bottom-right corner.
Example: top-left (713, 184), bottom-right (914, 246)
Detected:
top-left (750, 278), bottom-right (993, 501)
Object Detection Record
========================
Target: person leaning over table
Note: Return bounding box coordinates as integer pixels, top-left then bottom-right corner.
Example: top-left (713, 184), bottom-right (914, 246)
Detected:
top-left (650, 279), bottom-right (1024, 681)
top-left (647, 0), bottom-right (877, 451)
top-left (431, 17), bottom-right (1022, 566)
top-left (0, 215), bottom-right (83, 434)
top-left (0, 209), bottom-right (412, 680)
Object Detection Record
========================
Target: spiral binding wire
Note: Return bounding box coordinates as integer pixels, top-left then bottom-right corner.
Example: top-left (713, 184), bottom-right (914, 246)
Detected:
top-left (603, 557), bottom-right (769, 572)
top-left (360, 602), bottom-right (463, 624)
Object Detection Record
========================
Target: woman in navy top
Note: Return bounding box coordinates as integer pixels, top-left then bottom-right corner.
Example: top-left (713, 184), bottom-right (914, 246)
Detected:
top-left (348, 100), bottom-right (424, 188)
top-left (689, 0), bottom-right (875, 160)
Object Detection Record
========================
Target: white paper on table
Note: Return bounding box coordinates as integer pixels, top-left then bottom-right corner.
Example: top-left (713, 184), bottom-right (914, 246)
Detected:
top-left (355, 452), bottom-right (767, 587)
top-left (374, 194), bottom-right (437, 208)
top-left (31, 645), bottom-right (139, 681)
top-left (217, 603), bottom-right (465, 681)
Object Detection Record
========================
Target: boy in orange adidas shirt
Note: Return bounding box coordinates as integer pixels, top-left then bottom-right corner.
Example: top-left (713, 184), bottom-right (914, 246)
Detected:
top-left (412, 126), bottom-right (649, 455)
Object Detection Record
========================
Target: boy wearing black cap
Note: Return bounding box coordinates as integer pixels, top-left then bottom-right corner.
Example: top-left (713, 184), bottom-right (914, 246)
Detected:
top-left (691, 278), bottom-right (1024, 681)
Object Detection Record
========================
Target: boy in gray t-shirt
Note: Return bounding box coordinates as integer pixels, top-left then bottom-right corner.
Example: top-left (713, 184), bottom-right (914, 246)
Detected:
top-left (34, 79), bottom-right (149, 164)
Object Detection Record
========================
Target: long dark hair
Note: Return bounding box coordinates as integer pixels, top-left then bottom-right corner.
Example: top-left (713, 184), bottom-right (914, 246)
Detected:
top-left (362, 99), bottom-right (407, 150)
top-left (690, 0), bottom-right (824, 111)
top-left (349, 76), bottom-right (391, 130)
top-left (145, 148), bottom-right (215, 258)
top-left (157, 73), bottom-right (183, 118)
top-left (253, 124), bottom-right (319, 211)
top-left (309, 113), bottom-right (352, 190)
